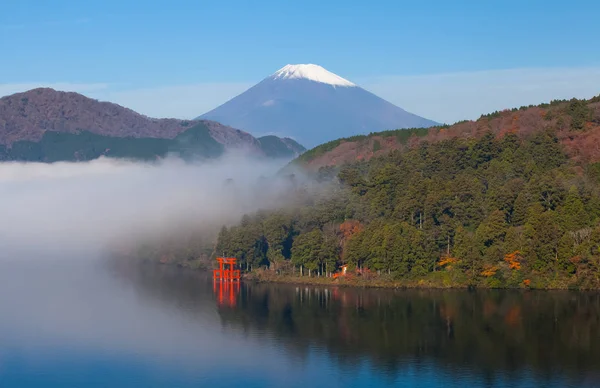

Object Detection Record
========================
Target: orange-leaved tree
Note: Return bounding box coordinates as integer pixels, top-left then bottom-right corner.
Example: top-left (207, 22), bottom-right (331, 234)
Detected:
top-left (481, 265), bottom-right (499, 277)
top-left (504, 250), bottom-right (523, 270)
top-left (437, 255), bottom-right (459, 269)
top-left (339, 220), bottom-right (363, 261)
top-left (340, 220), bottom-right (363, 243)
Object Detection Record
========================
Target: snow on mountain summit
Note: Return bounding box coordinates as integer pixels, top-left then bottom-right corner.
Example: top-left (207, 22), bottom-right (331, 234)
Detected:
top-left (271, 64), bottom-right (356, 87)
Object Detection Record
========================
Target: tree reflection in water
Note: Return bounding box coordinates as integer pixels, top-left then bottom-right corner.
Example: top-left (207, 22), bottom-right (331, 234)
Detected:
top-left (112, 263), bottom-right (600, 387)
top-left (218, 283), bottom-right (600, 386)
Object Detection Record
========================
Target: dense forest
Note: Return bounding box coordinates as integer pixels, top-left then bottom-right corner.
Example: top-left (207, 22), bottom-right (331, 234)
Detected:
top-left (213, 96), bottom-right (600, 289)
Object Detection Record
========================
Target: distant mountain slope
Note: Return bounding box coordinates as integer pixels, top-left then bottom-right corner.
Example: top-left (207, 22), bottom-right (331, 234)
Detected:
top-left (292, 95), bottom-right (600, 170)
top-left (199, 64), bottom-right (438, 147)
top-left (0, 88), bottom-right (305, 162)
top-left (0, 88), bottom-right (191, 145)
top-left (257, 135), bottom-right (306, 158)
top-left (0, 122), bottom-right (224, 162)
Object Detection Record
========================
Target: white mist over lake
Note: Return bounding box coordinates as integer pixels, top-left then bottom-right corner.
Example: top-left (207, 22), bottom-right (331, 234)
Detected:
top-left (0, 154), bottom-right (309, 385)
top-left (0, 154), bottom-right (299, 260)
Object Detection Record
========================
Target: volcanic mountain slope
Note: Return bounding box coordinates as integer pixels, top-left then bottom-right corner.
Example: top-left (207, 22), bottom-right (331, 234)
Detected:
top-left (293, 95), bottom-right (600, 170)
top-left (199, 64), bottom-right (438, 147)
top-left (0, 88), bottom-right (305, 162)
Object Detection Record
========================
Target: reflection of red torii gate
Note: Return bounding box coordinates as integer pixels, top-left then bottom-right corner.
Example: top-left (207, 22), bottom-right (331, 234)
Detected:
top-left (213, 257), bottom-right (240, 307)
top-left (213, 257), bottom-right (241, 281)
top-left (214, 280), bottom-right (240, 307)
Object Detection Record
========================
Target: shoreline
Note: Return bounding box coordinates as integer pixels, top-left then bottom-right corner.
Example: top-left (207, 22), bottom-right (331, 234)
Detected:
top-left (245, 272), bottom-right (475, 290)
top-left (242, 271), bottom-right (590, 290)
top-left (125, 261), bottom-right (591, 290)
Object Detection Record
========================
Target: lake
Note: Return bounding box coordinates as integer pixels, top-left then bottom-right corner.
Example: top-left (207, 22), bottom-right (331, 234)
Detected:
top-left (1, 260), bottom-right (599, 387)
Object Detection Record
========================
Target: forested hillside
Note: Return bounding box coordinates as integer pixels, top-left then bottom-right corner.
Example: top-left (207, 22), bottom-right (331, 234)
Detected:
top-left (215, 95), bottom-right (600, 289)
top-left (296, 96), bottom-right (600, 169)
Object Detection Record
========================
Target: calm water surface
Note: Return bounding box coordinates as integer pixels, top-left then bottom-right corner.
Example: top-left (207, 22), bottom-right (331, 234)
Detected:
top-left (1, 260), bottom-right (599, 387)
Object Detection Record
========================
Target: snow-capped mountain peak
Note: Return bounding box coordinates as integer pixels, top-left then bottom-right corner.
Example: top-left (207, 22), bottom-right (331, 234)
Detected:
top-left (270, 64), bottom-right (356, 87)
top-left (200, 63), bottom-right (438, 147)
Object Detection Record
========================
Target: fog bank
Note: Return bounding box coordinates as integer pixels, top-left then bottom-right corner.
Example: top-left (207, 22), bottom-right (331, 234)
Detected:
top-left (0, 154), bottom-right (303, 260)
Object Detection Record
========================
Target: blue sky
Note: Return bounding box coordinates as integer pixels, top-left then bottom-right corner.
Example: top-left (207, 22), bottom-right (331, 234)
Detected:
top-left (1, 0), bottom-right (600, 123)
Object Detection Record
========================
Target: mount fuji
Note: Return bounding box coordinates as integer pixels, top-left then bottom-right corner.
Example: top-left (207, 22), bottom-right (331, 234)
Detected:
top-left (199, 64), bottom-right (438, 147)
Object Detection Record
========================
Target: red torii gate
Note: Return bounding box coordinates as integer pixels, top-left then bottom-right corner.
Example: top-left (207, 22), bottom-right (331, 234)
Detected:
top-left (213, 257), bottom-right (240, 281)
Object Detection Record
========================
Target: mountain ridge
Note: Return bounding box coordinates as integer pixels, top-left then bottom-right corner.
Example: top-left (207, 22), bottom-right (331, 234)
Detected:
top-left (0, 88), bottom-right (305, 162)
